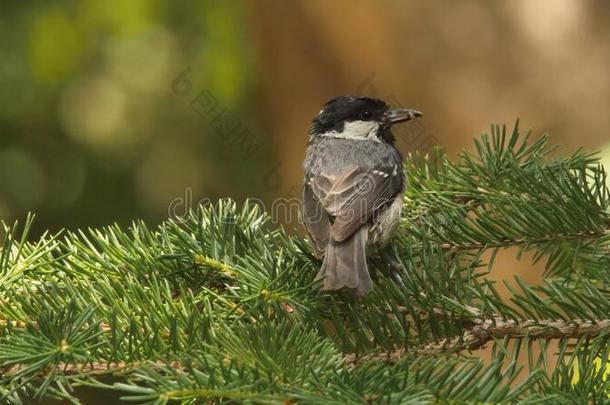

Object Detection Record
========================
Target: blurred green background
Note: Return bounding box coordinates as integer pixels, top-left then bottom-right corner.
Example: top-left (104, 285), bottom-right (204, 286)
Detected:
top-left (0, 1), bottom-right (267, 236)
top-left (1, 0), bottom-right (610, 237)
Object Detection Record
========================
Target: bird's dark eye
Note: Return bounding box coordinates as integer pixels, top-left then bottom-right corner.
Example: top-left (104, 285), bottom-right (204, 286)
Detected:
top-left (361, 110), bottom-right (372, 120)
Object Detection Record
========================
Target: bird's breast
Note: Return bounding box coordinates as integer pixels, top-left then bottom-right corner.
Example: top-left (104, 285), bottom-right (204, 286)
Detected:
top-left (368, 195), bottom-right (403, 248)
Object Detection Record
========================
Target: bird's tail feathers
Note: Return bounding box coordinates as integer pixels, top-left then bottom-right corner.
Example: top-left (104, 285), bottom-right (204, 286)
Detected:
top-left (316, 227), bottom-right (372, 295)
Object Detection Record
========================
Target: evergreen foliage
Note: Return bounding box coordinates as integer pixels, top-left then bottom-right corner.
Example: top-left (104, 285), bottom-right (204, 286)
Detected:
top-left (1, 123), bottom-right (609, 404)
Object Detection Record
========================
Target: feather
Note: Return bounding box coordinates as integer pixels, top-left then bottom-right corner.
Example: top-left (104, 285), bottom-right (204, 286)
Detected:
top-left (309, 166), bottom-right (400, 243)
top-left (316, 226), bottom-right (372, 295)
top-left (301, 184), bottom-right (330, 258)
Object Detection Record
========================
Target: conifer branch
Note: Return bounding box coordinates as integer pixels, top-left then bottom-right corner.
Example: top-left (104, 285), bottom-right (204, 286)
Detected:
top-left (2, 124), bottom-right (610, 403)
top-left (419, 318), bottom-right (610, 355)
top-left (438, 229), bottom-right (608, 251)
top-left (6, 311), bottom-right (610, 378)
top-left (345, 318), bottom-right (610, 363)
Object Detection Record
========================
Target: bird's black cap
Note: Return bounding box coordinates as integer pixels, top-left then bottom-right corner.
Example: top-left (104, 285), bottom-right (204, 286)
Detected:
top-left (310, 96), bottom-right (389, 135)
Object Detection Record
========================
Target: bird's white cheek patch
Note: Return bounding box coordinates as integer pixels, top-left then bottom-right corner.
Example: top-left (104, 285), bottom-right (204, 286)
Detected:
top-left (343, 120), bottom-right (380, 140)
top-left (321, 121), bottom-right (380, 140)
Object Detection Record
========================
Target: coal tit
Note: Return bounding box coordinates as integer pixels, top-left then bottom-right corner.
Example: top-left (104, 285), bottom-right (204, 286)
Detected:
top-left (302, 96), bottom-right (422, 295)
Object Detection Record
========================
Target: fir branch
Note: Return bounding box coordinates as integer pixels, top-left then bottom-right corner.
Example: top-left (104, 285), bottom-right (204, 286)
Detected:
top-left (5, 309), bottom-right (610, 377)
top-left (2, 361), bottom-right (136, 378)
top-left (438, 228), bottom-right (608, 251)
top-left (1, 124), bottom-right (610, 403)
top-left (419, 318), bottom-right (610, 355)
top-left (345, 318), bottom-right (610, 362)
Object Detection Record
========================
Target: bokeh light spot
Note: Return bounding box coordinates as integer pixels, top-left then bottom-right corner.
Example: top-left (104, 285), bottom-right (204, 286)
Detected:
top-left (60, 77), bottom-right (131, 148)
top-left (29, 9), bottom-right (84, 83)
top-left (106, 29), bottom-right (178, 94)
top-left (78, 0), bottom-right (160, 38)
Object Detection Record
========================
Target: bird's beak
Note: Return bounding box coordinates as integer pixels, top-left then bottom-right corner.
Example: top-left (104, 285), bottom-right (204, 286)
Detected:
top-left (383, 108), bottom-right (422, 126)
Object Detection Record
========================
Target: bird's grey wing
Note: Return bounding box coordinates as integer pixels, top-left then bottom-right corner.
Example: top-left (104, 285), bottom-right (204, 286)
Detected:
top-left (302, 182), bottom-right (330, 258)
top-left (314, 166), bottom-right (401, 243)
top-left (303, 167), bottom-right (359, 256)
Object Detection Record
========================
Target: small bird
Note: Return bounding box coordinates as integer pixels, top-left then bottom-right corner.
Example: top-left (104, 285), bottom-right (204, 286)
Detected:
top-left (302, 96), bottom-right (422, 295)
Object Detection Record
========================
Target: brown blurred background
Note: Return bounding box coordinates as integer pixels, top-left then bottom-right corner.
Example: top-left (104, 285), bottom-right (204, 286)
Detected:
top-left (1, 1), bottom-right (609, 403)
